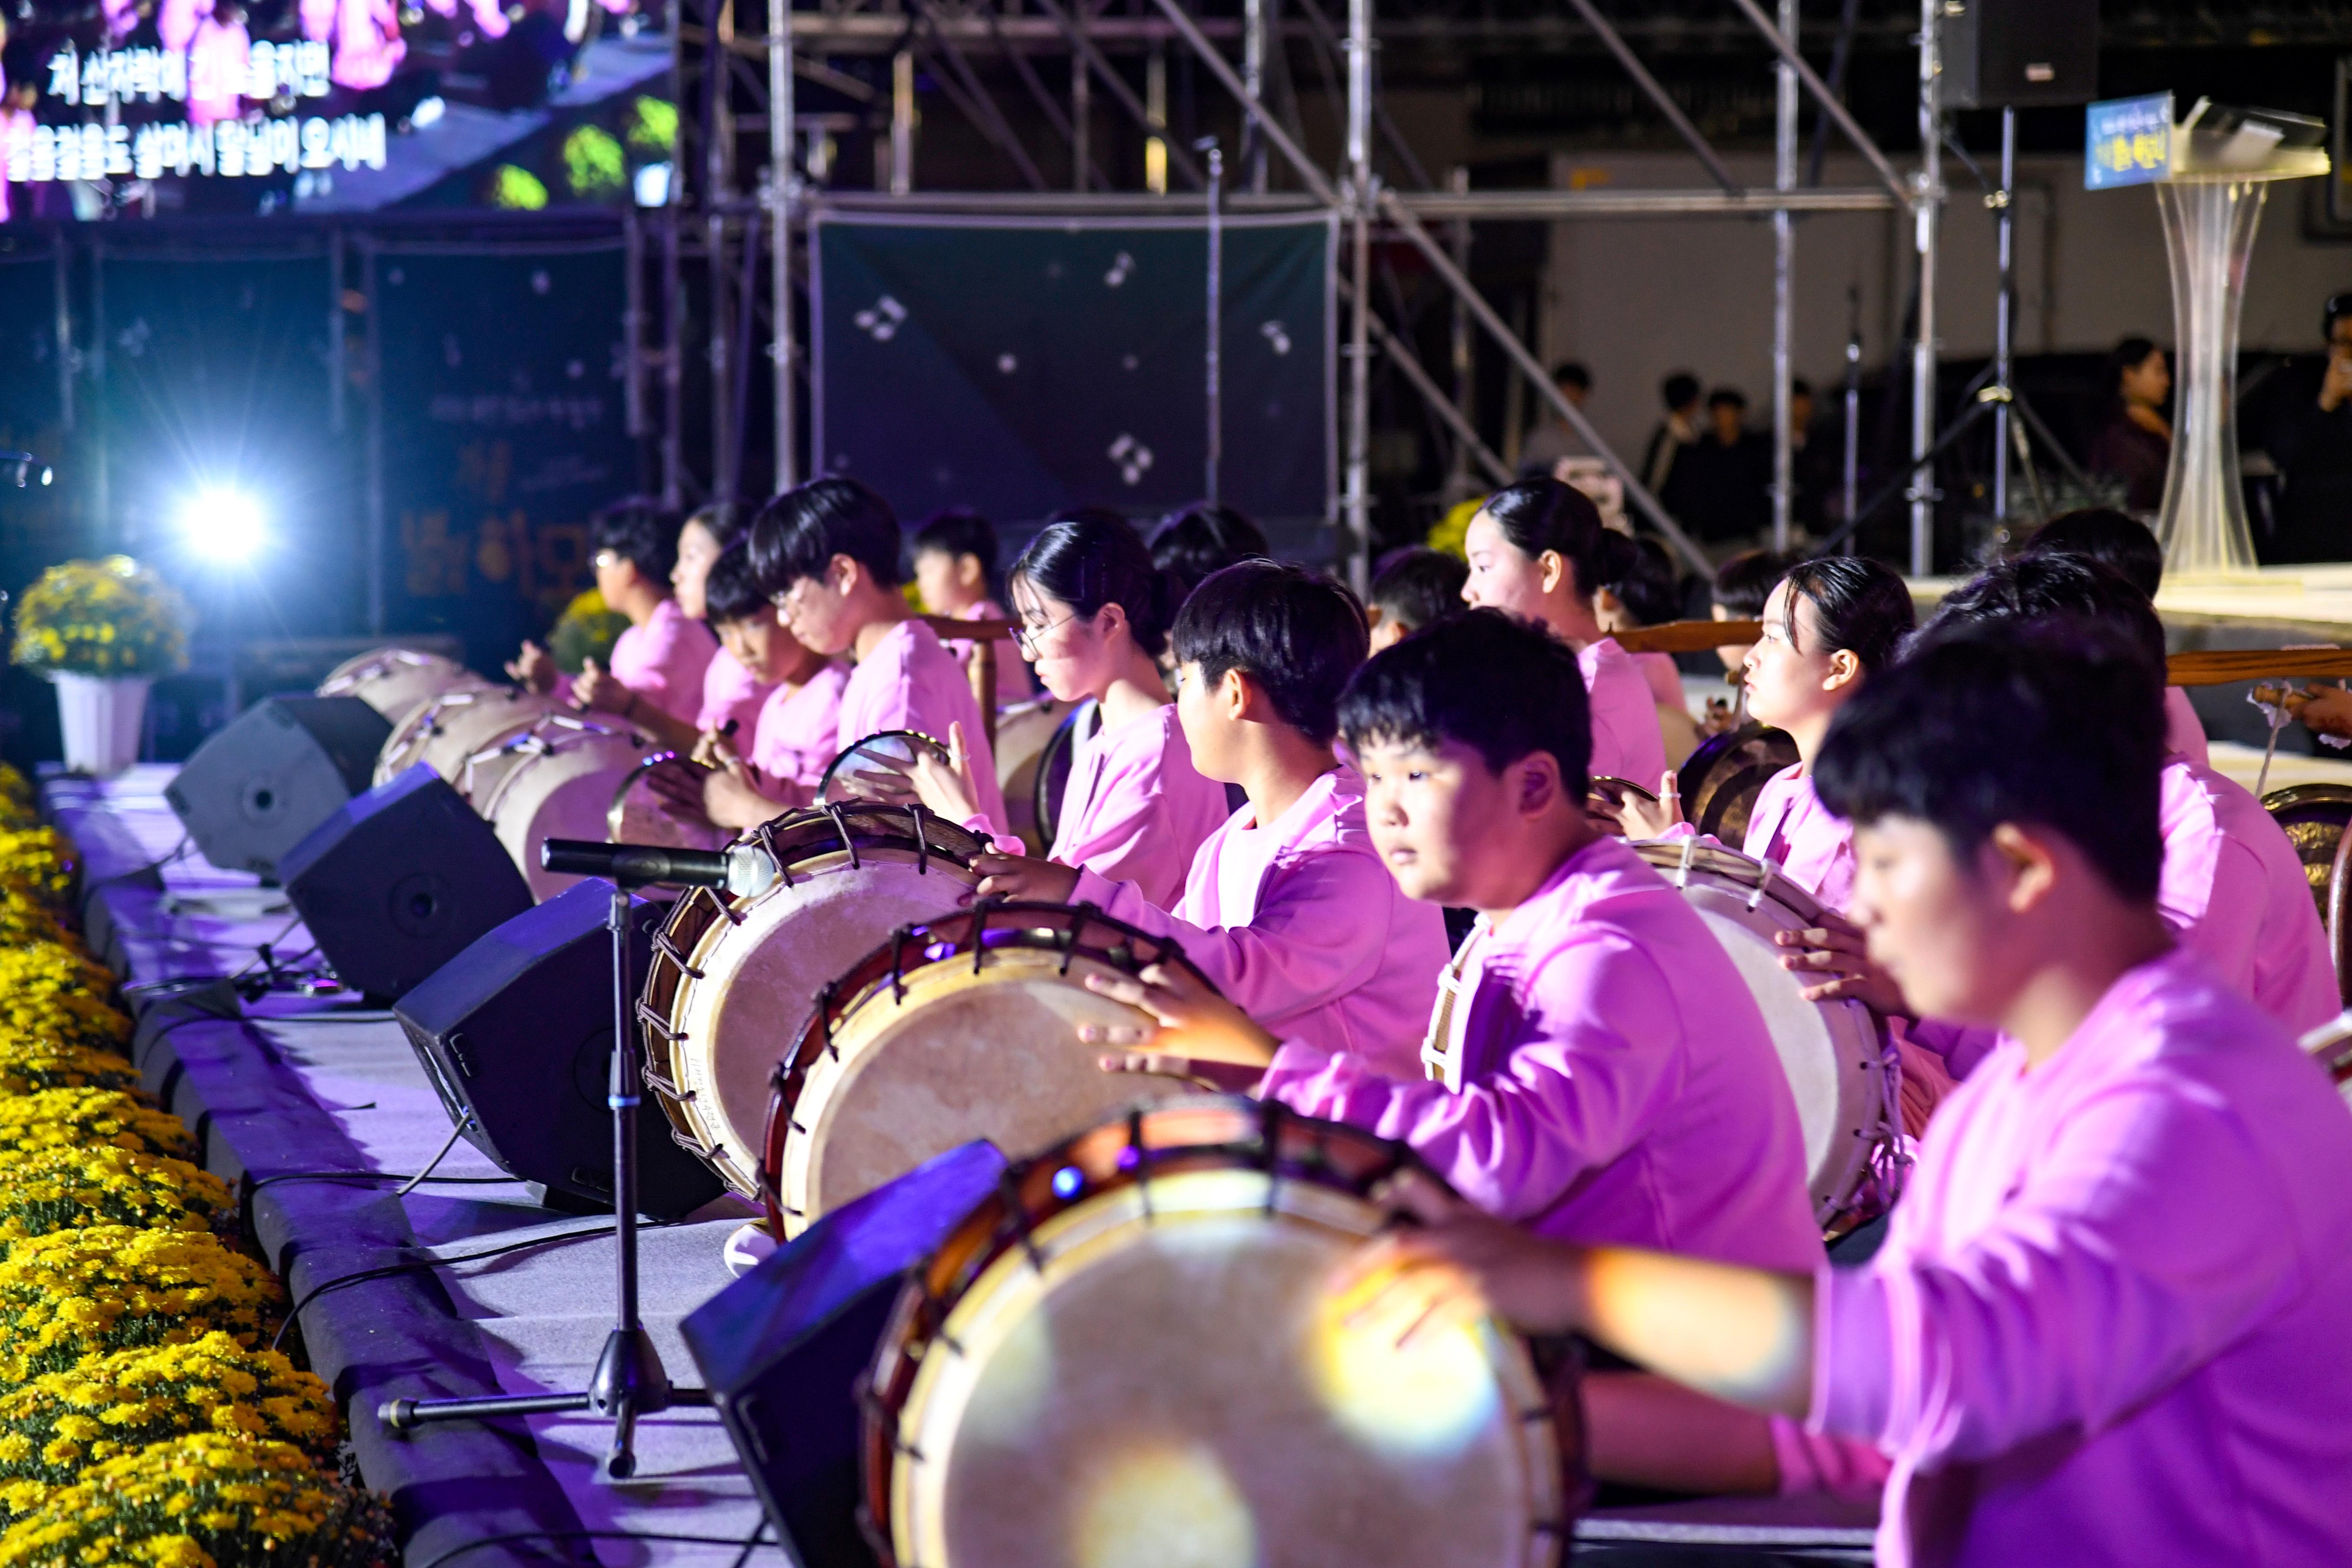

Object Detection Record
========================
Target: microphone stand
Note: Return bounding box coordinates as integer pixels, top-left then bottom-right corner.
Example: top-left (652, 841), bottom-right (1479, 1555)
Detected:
top-left (378, 840), bottom-right (757, 1481)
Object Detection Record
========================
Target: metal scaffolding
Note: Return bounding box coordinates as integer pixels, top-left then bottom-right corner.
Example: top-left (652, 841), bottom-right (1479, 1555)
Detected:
top-left (662, 0), bottom-right (1943, 576)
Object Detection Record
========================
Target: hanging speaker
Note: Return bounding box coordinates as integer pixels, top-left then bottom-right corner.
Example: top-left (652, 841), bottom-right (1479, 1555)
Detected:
top-left (393, 880), bottom-right (726, 1220)
top-left (166, 697), bottom-right (392, 880)
top-left (280, 764), bottom-right (535, 1002)
top-left (680, 1140), bottom-right (1008, 1568)
top-left (1944, 0), bottom-right (2098, 109)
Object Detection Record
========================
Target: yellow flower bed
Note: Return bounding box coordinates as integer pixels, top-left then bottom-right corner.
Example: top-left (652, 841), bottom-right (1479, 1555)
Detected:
top-left (8, 557), bottom-right (191, 681)
top-left (0, 992), bottom-right (132, 1055)
top-left (0, 1089), bottom-right (192, 1163)
top-left (0, 765), bottom-right (31, 820)
top-left (0, 898), bottom-right (79, 954)
top-left (0, 1435), bottom-right (391, 1568)
top-left (0, 1335), bottom-right (337, 1519)
top-left (0, 942), bottom-right (116, 1006)
top-left (0, 1148), bottom-right (232, 1242)
top-left (0, 830), bottom-right (74, 910)
top-left (0, 1043), bottom-right (141, 1099)
top-left (0, 1227), bottom-right (282, 1383)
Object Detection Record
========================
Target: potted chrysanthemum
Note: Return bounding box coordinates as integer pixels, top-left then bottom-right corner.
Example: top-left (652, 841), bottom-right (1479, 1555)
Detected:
top-left (9, 557), bottom-right (189, 776)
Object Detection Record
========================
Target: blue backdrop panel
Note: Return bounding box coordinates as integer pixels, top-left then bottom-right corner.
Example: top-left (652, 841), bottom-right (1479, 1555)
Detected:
top-left (812, 212), bottom-right (1333, 525)
top-left (371, 241), bottom-right (634, 671)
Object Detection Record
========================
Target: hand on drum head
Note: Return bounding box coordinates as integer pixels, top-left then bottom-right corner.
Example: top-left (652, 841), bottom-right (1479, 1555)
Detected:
top-left (698, 752), bottom-right (791, 832)
top-left (505, 640), bottom-right (556, 695)
top-left (847, 722), bottom-right (984, 818)
top-left (970, 853), bottom-right (1082, 903)
top-left (1093, 1051), bottom-right (1270, 1093)
top-left (571, 657), bottom-right (631, 716)
top-left (644, 756), bottom-right (717, 825)
top-left (1077, 961), bottom-right (1281, 1068)
top-left (1774, 909), bottom-right (1907, 1016)
top-left (1614, 772), bottom-right (1686, 840)
top-left (1333, 1169), bottom-right (1585, 1347)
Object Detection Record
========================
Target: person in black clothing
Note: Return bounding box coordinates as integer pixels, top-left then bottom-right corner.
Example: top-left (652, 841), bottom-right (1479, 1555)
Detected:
top-left (2086, 337), bottom-right (2173, 516)
top-left (1664, 389), bottom-right (1772, 545)
top-left (2267, 295), bottom-right (2352, 564)
top-left (1641, 373), bottom-right (1703, 500)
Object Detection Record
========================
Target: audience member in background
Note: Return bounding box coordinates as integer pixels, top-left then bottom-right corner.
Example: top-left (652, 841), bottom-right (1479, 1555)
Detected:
top-left (975, 561), bottom-right (1450, 1078)
top-left (509, 497), bottom-right (715, 728)
top-left (2263, 293), bottom-right (2352, 564)
top-left (1519, 361), bottom-right (1595, 478)
top-left (2087, 337), bottom-right (2172, 515)
top-left (900, 513), bottom-right (1227, 909)
top-left (1702, 547), bottom-right (1788, 733)
top-left (1367, 547), bottom-right (1470, 653)
top-left (1785, 378), bottom-right (1839, 535)
top-left (1641, 372), bottom-right (1703, 498)
top-left (1668, 388), bottom-right (1772, 546)
top-left (1594, 536), bottom-right (1699, 767)
top-left (1461, 478), bottom-right (1667, 793)
top-left (2021, 507), bottom-right (2206, 764)
top-left (1148, 502), bottom-right (1271, 603)
top-left (911, 508), bottom-right (1032, 707)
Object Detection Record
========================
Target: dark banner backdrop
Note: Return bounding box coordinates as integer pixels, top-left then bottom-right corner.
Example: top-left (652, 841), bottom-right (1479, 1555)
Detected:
top-left (369, 240), bottom-right (633, 672)
top-left (811, 212), bottom-right (1334, 526)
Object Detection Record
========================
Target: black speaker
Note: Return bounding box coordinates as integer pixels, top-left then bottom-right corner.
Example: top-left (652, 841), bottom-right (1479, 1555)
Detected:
top-left (280, 764), bottom-right (535, 1002)
top-left (1945, 0), bottom-right (2098, 109)
top-left (393, 880), bottom-right (726, 1220)
top-left (680, 1141), bottom-right (1009, 1568)
top-left (166, 697), bottom-right (392, 880)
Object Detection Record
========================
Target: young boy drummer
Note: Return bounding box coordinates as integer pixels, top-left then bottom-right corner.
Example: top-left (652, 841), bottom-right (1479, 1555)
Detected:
top-left (1345, 622), bottom-right (2352, 1567)
top-left (1085, 607), bottom-right (1823, 1272)
top-left (974, 560), bottom-right (1451, 1079)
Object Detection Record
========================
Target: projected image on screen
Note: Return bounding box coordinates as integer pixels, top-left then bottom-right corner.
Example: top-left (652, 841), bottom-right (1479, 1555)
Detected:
top-left (813, 215), bottom-right (1334, 526)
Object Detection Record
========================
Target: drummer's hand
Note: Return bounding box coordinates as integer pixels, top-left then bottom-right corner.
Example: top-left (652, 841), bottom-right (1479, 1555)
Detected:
top-left (1081, 959), bottom-right (1281, 1069)
top-left (2286, 685), bottom-right (2352, 741)
top-left (971, 853), bottom-right (1080, 903)
top-left (689, 727), bottom-right (740, 771)
top-left (1616, 771), bottom-right (1685, 840)
top-left (644, 756), bottom-right (715, 823)
top-left (1776, 908), bottom-right (1907, 1015)
top-left (506, 640), bottom-right (556, 694)
top-left (902, 721), bottom-right (984, 821)
top-left (573, 657), bottom-right (635, 717)
top-left (704, 753), bottom-right (784, 831)
top-left (1333, 1168), bottom-right (1587, 1346)
top-left (831, 748), bottom-right (924, 807)
top-left (1701, 696), bottom-right (1740, 736)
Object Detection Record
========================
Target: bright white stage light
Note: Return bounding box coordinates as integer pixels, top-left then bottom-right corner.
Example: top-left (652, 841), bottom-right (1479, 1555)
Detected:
top-left (179, 488), bottom-right (267, 562)
top-left (411, 95), bottom-right (447, 129)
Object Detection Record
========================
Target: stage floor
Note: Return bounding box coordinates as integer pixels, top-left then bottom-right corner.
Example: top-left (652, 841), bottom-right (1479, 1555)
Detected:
top-left (46, 766), bottom-right (1875, 1566)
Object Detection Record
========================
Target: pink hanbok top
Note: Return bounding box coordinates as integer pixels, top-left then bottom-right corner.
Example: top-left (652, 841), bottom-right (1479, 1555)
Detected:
top-left (1262, 837), bottom-right (1824, 1270)
top-left (838, 618), bottom-right (1009, 835)
top-left (1632, 649), bottom-right (1686, 711)
top-left (749, 663), bottom-right (849, 794)
top-left (696, 646), bottom-right (773, 741)
top-left (1810, 949), bottom-right (2352, 1568)
top-left (327, 0), bottom-right (406, 90)
top-left (2162, 685), bottom-right (2209, 766)
top-left (946, 599), bottom-right (1031, 708)
top-left (1581, 636), bottom-right (1669, 793)
top-left (2158, 752), bottom-right (2337, 1034)
top-left (555, 597), bottom-right (717, 728)
top-left (1073, 767), bottom-right (1450, 1079)
top-left (1033, 705), bottom-right (1230, 908)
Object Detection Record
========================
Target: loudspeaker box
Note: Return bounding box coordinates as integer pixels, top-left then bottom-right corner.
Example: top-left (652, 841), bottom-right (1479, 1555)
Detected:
top-left (167, 696), bottom-right (391, 880)
top-left (1944, 0), bottom-right (2098, 109)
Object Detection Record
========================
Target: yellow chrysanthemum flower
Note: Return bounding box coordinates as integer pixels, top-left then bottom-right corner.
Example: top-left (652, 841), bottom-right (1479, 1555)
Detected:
top-left (0, 1229), bottom-right (282, 1382)
top-left (0, 1089), bottom-right (189, 1164)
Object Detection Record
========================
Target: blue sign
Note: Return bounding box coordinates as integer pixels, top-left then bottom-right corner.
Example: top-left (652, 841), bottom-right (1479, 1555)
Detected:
top-left (2087, 93), bottom-right (2175, 189)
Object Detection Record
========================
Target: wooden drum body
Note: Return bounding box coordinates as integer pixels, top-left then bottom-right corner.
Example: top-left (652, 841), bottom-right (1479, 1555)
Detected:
top-left (1634, 840), bottom-right (1889, 1225)
top-left (641, 807), bottom-right (991, 1200)
top-left (761, 901), bottom-right (1216, 1239)
top-left (863, 1099), bottom-right (1579, 1568)
top-left (373, 685), bottom-right (557, 793)
top-left (317, 647), bottom-right (479, 731)
top-left (474, 713), bottom-right (662, 901)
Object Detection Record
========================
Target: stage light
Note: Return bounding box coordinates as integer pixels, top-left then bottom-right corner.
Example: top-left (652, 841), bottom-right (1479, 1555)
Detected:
top-left (179, 487), bottom-right (267, 562)
top-left (411, 95), bottom-right (447, 129)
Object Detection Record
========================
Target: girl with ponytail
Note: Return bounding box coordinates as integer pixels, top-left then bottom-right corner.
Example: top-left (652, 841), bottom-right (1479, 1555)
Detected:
top-left (904, 514), bottom-right (1231, 907)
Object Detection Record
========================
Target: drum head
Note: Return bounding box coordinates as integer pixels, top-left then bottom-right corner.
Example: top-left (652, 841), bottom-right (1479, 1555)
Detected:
top-left (820, 730), bottom-right (950, 807)
top-left (992, 697), bottom-right (1071, 854)
top-left (1675, 723), bottom-right (1800, 844)
top-left (1635, 841), bottom-right (1884, 1222)
top-left (1032, 701), bottom-right (1092, 851)
top-left (608, 753), bottom-right (726, 862)
top-left (2269, 785), bottom-right (2352, 1008)
top-left (318, 647), bottom-right (475, 730)
top-left (477, 716), bottom-right (657, 900)
top-left (882, 1110), bottom-right (1564, 1568)
top-left (375, 685), bottom-right (555, 791)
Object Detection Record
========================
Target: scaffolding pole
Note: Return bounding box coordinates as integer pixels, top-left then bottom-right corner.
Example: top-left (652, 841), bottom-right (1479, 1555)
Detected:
top-left (1909, 0), bottom-right (1942, 572)
top-left (1343, 0), bottom-right (1372, 595)
top-left (1771, 0), bottom-right (1796, 551)
top-left (770, 0), bottom-right (795, 491)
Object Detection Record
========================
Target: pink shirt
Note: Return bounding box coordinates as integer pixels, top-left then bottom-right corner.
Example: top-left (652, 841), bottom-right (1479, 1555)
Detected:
top-left (2158, 752), bottom-right (2337, 1034)
top-left (839, 619), bottom-right (1009, 835)
top-left (1811, 949), bottom-right (2352, 1568)
top-left (1632, 649), bottom-right (1686, 711)
top-left (1073, 767), bottom-right (1450, 1078)
top-left (2163, 685), bottom-right (2209, 766)
top-left (697, 646), bottom-right (774, 741)
top-left (1581, 636), bottom-right (1669, 793)
top-left (610, 598), bottom-right (718, 728)
top-left (946, 599), bottom-right (1032, 708)
top-left (750, 663), bottom-right (850, 794)
top-left (1263, 837), bottom-right (1824, 1271)
top-left (1039, 705), bottom-right (1231, 909)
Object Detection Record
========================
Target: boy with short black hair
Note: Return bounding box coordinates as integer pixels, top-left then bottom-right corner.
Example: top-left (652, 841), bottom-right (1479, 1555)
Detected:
top-left (509, 498), bottom-right (717, 727)
top-left (1366, 547), bottom-right (1469, 653)
top-left (2020, 505), bottom-right (2206, 761)
top-left (1346, 622), bottom-right (2352, 1568)
top-left (911, 507), bottom-right (1029, 705)
top-left (978, 559), bottom-right (1449, 1077)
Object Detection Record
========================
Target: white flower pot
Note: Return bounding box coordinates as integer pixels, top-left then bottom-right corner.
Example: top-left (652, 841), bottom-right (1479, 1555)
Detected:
top-left (51, 671), bottom-right (152, 776)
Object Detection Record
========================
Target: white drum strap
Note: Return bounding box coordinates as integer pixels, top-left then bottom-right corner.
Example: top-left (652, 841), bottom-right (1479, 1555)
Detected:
top-left (1420, 917), bottom-right (1488, 1092)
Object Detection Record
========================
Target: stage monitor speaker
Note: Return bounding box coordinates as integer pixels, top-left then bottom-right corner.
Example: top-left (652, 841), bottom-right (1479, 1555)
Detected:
top-left (165, 696), bottom-right (392, 880)
top-left (280, 764), bottom-right (535, 1002)
top-left (393, 880), bottom-right (726, 1220)
top-left (680, 1140), bottom-right (1009, 1568)
top-left (1945, 0), bottom-right (2098, 109)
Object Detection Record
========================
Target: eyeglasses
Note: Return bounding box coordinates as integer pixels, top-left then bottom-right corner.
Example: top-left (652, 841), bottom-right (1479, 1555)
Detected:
top-left (1011, 612), bottom-right (1078, 652)
top-left (593, 549), bottom-right (621, 570)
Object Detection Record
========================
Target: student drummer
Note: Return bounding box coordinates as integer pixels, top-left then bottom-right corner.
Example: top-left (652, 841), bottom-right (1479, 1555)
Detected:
top-left (1342, 622), bottom-right (2352, 1567)
top-left (509, 498), bottom-right (717, 728)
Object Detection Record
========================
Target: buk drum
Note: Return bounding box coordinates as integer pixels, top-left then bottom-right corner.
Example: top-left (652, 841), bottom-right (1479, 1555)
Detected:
top-left (1674, 722), bottom-right (1800, 846)
top-left (818, 730), bottom-right (952, 807)
top-left (473, 712), bottom-right (663, 900)
top-left (317, 647), bottom-right (480, 731)
top-left (640, 806), bottom-right (991, 1199)
top-left (373, 685), bottom-right (558, 793)
top-left (606, 752), bottom-right (728, 860)
top-left (761, 900), bottom-right (1218, 1240)
top-left (990, 696), bottom-right (1073, 853)
top-left (1634, 839), bottom-right (1891, 1226)
top-left (862, 1098), bottom-right (1581, 1568)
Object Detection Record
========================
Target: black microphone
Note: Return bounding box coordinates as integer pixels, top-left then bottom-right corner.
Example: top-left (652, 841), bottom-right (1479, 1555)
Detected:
top-left (541, 838), bottom-right (732, 888)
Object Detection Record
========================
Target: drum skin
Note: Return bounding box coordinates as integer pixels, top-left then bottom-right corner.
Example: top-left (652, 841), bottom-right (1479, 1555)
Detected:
top-left (1031, 702), bottom-right (1092, 851)
top-left (606, 753), bottom-right (728, 858)
top-left (863, 1099), bottom-right (1578, 1568)
top-left (1674, 722), bottom-right (1800, 846)
top-left (991, 696), bottom-right (1073, 853)
top-left (317, 647), bottom-right (479, 732)
top-left (473, 713), bottom-right (663, 901)
top-left (641, 807), bottom-right (991, 1199)
top-left (1633, 840), bottom-right (1888, 1225)
top-left (819, 730), bottom-right (952, 808)
top-left (374, 685), bottom-right (559, 796)
top-left (763, 901), bottom-right (1216, 1238)
top-left (2263, 784), bottom-right (2352, 1006)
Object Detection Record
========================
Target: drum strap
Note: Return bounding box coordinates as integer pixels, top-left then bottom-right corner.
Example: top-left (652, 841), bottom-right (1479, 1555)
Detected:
top-left (1421, 917), bottom-right (1488, 1092)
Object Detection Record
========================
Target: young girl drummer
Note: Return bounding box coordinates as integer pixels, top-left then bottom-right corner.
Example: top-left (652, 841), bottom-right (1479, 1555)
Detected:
top-left (899, 513), bottom-right (1231, 909)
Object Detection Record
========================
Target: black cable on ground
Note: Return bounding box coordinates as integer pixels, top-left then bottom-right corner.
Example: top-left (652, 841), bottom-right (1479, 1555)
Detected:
top-left (412, 1528), bottom-right (782, 1568)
